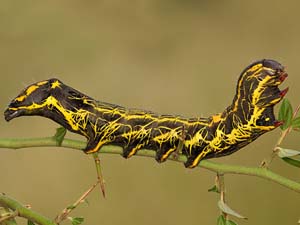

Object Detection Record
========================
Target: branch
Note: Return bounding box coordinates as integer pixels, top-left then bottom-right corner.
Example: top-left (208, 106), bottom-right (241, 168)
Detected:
top-left (0, 193), bottom-right (55, 225)
top-left (1, 137), bottom-right (300, 193)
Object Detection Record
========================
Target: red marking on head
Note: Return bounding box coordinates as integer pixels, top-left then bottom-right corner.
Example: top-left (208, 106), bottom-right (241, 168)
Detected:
top-left (274, 120), bottom-right (284, 127)
top-left (279, 72), bottom-right (288, 82)
top-left (280, 87), bottom-right (289, 97)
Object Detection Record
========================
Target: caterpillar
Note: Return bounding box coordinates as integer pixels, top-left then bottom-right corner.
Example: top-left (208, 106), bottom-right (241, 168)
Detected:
top-left (4, 59), bottom-right (288, 168)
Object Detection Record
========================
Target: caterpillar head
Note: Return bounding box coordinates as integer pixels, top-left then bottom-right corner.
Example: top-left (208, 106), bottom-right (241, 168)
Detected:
top-left (4, 78), bottom-right (65, 121)
top-left (4, 78), bottom-right (96, 135)
top-left (4, 78), bottom-right (90, 123)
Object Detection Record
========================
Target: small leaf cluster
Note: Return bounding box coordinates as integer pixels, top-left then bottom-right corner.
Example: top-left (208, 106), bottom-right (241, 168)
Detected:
top-left (278, 99), bottom-right (300, 130)
top-left (68, 217), bottom-right (84, 225)
top-left (278, 99), bottom-right (300, 167)
top-left (217, 215), bottom-right (237, 225)
top-left (209, 185), bottom-right (245, 225)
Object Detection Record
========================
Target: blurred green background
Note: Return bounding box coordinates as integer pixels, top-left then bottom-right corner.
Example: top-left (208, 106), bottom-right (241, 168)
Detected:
top-left (1, 1), bottom-right (300, 225)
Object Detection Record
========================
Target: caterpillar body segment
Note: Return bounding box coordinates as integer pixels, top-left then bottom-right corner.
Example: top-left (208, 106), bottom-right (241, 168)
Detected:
top-left (4, 59), bottom-right (288, 168)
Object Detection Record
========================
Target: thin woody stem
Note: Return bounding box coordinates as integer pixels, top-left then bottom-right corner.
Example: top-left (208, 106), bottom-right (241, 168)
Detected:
top-left (0, 137), bottom-right (300, 193)
top-left (0, 193), bottom-right (55, 225)
top-left (54, 180), bottom-right (100, 224)
top-left (0, 136), bottom-right (300, 225)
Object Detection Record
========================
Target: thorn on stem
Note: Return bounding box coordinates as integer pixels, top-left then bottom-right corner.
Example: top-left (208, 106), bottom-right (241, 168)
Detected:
top-left (93, 154), bottom-right (106, 198)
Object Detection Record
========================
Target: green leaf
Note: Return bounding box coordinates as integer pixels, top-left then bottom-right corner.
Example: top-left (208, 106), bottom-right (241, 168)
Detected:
top-left (53, 127), bottom-right (67, 146)
top-left (218, 200), bottom-right (247, 219)
top-left (27, 220), bottom-right (35, 225)
top-left (277, 148), bottom-right (300, 158)
top-left (208, 185), bottom-right (220, 193)
top-left (226, 220), bottom-right (238, 225)
top-left (292, 117), bottom-right (300, 129)
top-left (66, 205), bottom-right (76, 210)
top-left (278, 99), bottom-right (293, 130)
top-left (281, 157), bottom-right (300, 168)
top-left (217, 215), bottom-right (226, 225)
top-left (70, 217), bottom-right (84, 225)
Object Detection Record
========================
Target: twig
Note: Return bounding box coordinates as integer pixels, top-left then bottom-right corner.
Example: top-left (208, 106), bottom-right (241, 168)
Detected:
top-left (55, 180), bottom-right (100, 224)
top-left (0, 207), bottom-right (18, 225)
top-left (0, 193), bottom-right (55, 225)
top-left (0, 137), bottom-right (300, 193)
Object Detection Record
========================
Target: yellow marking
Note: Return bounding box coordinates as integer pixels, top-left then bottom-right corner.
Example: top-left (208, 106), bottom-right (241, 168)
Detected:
top-left (89, 105), bottom-right (209, 127)
top-left (127, 143), bottom-right (145, 158)
top-left (51, 80), bottom-right (61, 89)
top-left (15, 95), bottom-right (26, 102)
top-left (11, 96), bottom-right (91, 136)
top-left (184, 128), bottom-right (208, 154)
top-left (15, 85), bottom-right (39, 102)
top-left (14, 81), bottom-right (51, 102)
top-left (85, 148), bottom-right (98, 154)
top-left (247, 63), bottom-right (263, 73)
top-left (212, 114), bottom-right (221, 123)
top-left (37, 81), bottom-right (48, 86)
top-left (189, 148), bottom-right (210, 168)
top-left (161, 147), bottom-right (176, 161)
top-left (26, 85), bottom-right (39, 95)
top-left (232, 63), bottom-right (266, 112)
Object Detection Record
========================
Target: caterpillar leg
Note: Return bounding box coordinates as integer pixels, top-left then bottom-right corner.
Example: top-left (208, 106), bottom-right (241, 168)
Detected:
top-left (122, 142), bottom-right (146, 158)
top-left (154, 125), bottom-right (186, 163)
top-left (155, 146), bottom-right (177, 163)
top-left (184, 148), bottom-right (210, 168)
top-left (84, 136), bottom-right (107, 154)
top-left (156, 134), bottom-right (185, 162)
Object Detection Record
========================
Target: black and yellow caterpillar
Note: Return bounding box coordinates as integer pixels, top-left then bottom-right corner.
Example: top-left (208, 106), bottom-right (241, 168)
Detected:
top-left (4, 59), bottom-right (288, 168)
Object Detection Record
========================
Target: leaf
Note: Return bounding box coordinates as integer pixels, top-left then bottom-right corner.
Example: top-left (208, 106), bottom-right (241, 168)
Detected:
top-left (226, 220), bottom-right (237, 225)
top-left (208, 185), bottom-right (220, 193)
top-left (70, 217), bottom-right (84, 225)
top-left (292, 117), bottom-right (300, 129)
top-left (217, 215), bottom-right (226, 225)
top-left (53, 127), bottom-right (67, 146)
top-left (277, 148), bottom-right (300, 158)
top-left (281, 157), bottom-right (300, 168)
top-left (218, 200), bottom-right (247, 219)
top-left (226, 220), bottom-right (238, 225)
top-left (66, 205), bottom-right (76, 210)
top-left (27, 220), bottom-right (35, 225)
top-left (278, 99), bottom-right (293, 130)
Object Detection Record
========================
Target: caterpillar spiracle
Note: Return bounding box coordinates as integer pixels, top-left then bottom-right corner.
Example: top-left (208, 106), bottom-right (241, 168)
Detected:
top-left (4, 59), bottom-right (288, 168)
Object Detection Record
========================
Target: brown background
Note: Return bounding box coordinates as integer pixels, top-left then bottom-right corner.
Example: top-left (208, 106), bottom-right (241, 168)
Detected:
top-left (0, 1), bottom-right (300, 225)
